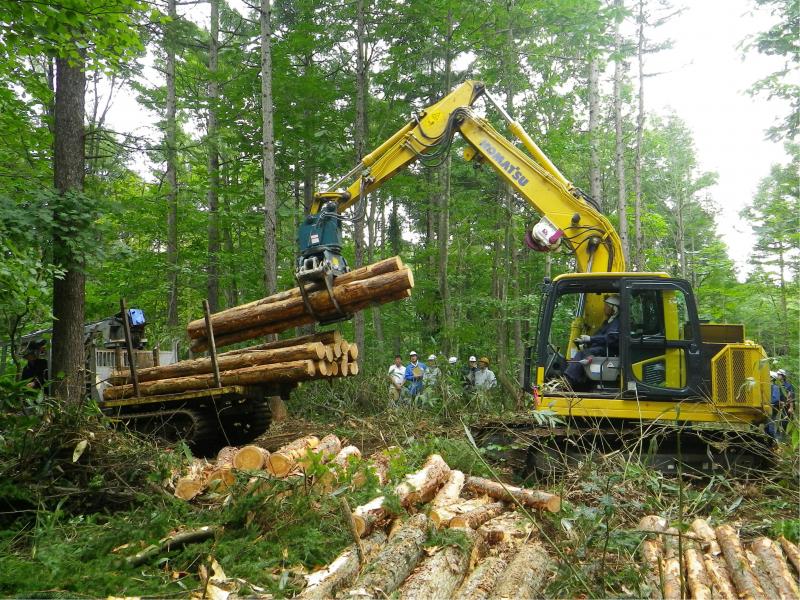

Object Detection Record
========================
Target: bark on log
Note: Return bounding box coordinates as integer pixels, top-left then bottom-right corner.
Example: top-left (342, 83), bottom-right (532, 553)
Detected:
top-left (751, 537), bottom-right (800, 599)
top-left (220, 330), bottom-right (343, 357)
top-left (191, 287), bottom-right (412, 352)
top-left (174, 477), bottom-right (204, 501)
top-left (267, 435), bottom-right (320, 477)
top-left (661, 556), bottom-right (681, 600)
top-left (305, 434), bottom-right (342, 466)
top-left (395, 454), bottom-right (451, 508)
top-left (449, 502), bottom-right (507, 530)
top-left (779, 536), bottom-right (800, 576)
top-left (477, 511), bottom-right (533, 546)
top-left (397, 528), bottom-right (480, 600)
top-left (746, 548), bottom-right (782, 600)
top-left (232, 445), bottom-right (270, 470)
top-left (347, 513), bottom-right (429, 598)
top-left (489, 542), bottom-right (552, 600)
top-left (188, 257), bottom-right (404, 338)
top-left (463, 476), bottom-right (560, 513)
top-left (429, 497), bottom-right (489, 529)
top-left (431, 470), bottom-right (465, 508)
top-left (299, 531), bottom-right (388, 600)
top-left (716, 524), bottom-right (765, 600)
top-left (187, 265), bottom-right (413, 340)
top-left (216, 446), bottom-right (237, 467)
top-left (103, 360), bottom-right (316, 400)
top-left (453, 556), bottom-right (508, 600)
top-left (352, 496), bottom-right (387, 538)
top-left (684, 540), bottom-right (713, 600)
top-left (109, 343), bottom-right (327, 385)
top-left (691, 518), bottom-right (737, 600)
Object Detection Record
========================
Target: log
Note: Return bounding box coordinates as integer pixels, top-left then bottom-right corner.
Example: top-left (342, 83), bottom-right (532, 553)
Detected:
top-left (187, 265), bottom-right (413, 341)
top-left (746, 549), bottom-right (782, 599)
top-left (187, 257), bottom-right (405, 338)
top-left (751, 537), bottom-right (800, 599)
top-left (639, 515), bottom-right (667, 534)
top-left (347, 362), bottom-right (359, 376)
top-left (103, 360), bottom-right (317, 400)
top-left (174, 477), bottom-right (204, 501)
top-left (333, 445), bottom-right (362, 468)
top-left (348, 343), bottom-right (359, 361)
top-left (463, 476), bottom-right (560, 513)
top-left (191, 287), bottom-right (412, 352)
top-left (779, 536), bottom-right (800, 575)
top-left (637, 515), bottom-right (665, 600)
top-left (339, 354), bottom-right (349, 377)
top-left (661, 556), bottom-right (681, 600)
top-left (397, 528), bottom-right (480, 600)
top-left (216, 446), bottom-right (237, 467)
top-left (267, 435), bottom-right (320, 477)
top-left (327, 360), bottom-right (339, 377)
top-left (431, 470), bottom-right (465, 508)
top-left (109, 343), bottom-right (327, 385)
top-left (453, 556), bottom-right (508, 600)
top-left (126, 526), bottom-right (218, 568)
top-left (305, 433), bottom-right (342, 466)
top-left (232, 445), bottom-right (270, 470)
top-left (716, 524), bottom-right (765, 600)
top-left (477, 511), bottom-right (533, 546)
top-left (346, 513), bottom-right (430, 598)
top-left (352, 496), bottom-right (388, 538)
top-left (684, 540), bottom-right (713, 600)
top-left (488, 542), bottom-right (552, 600)
top-left (220, 330), bottom-right (343, 357)
top-left (206, 467), bottom-right (235, 492)
top-left (352, 447), bottom-right (394, 489)
top-left (395, 454), bottom-right (451, 508)
top-left (299, 531), bottom-right (388, 600)
top-left (449, 502), bottom-right (507, 530)
top-left (430, 497), bottom-right (489, 529)
top-left (691, 518), bottom-right (737, 600)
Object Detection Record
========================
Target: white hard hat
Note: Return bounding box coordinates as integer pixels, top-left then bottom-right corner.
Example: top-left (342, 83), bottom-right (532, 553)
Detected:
top-left (604, 294), bottom-right (620, 307)
top-left (428, 354), bottom-right (436, 361)
top-left (770, 371), bottom-right (778, 379)
top-left (469, 355), bottom-right (477, 362)
top-left (448, 356), bottom-right (457, 365)
top-left (777, 369), bottom-right (787, 376)
top-left (409, 351), bottom-right (417, 356)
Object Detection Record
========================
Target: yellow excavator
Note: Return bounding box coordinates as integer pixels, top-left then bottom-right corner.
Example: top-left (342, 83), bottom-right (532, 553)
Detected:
top-left (297, 80), bottom-right (773, 475)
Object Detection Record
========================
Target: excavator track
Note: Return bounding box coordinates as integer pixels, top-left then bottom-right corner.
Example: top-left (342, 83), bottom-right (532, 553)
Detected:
top-left (471, 415), bottom-right (775, 482)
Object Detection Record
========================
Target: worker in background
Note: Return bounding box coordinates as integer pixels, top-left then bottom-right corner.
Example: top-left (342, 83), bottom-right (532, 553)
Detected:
top-left (387, 354), bottom-right (406, 404)
top-left (462, 356), bottom-right (478, 391)
top-left (20, 341), bottom-right (49, 391)
top-left (474, 357), bottom-right (497, 390)
top-left (423, 354), bottom-right (441, 390)
top-left (777, 369), bottom-right (795, 433)
top-left (565, 294), bottom-right (621, 388)
top-left (766, 371), bottom-right (782, 441)
top-left (404, 351), bottom-right (427, 400)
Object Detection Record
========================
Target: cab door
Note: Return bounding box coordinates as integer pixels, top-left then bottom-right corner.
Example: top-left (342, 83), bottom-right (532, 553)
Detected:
top-left (622, 279), bottom-right (702, 399)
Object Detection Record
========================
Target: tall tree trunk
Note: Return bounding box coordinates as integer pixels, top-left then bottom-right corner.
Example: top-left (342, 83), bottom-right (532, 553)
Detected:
top-left (207, 0), bottom-right (221, 312)
top-left (613, 0), bottom-right (629, 266)
top-left (260, 0), bottom-right (277, 296)
top-left (222, 163), bottom-right (239, 307)
top-left (166, 0), bottom-right (179, 326)
top-left (51, 56), bottom-right (86, 403)
top-left (437, 11), bottom-right (455, 355)
top-left (352, 0), bottom-right (368, 364)
top-left (588, 59), bottom-right (602, 208)
top-left (633, 0), bottom-right (645, 271)
top-left (367, 192), bottom-right (384, 345)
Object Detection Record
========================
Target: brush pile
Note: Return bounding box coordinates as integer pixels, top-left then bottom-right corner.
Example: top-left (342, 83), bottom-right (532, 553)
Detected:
top-left (169, 433), bottom-right (562, 599)
top-left (103, 331), bottom-right (359, 400)
top-left (638, 514), bottom-right (800, 600)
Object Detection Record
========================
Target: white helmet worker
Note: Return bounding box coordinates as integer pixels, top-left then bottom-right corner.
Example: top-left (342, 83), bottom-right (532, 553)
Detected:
top-left (468, 356), bottom-right (477, 362)
top-left (777, 369), bottom-right (787, 377)
top-left (448, 356), bottom-right (458, 365)
top-left (770, 371), bottom-right (778, 379)
top-left (428, 354), bottom-right (436, 361)
top-left (604, 294), bottom-right (620, 307)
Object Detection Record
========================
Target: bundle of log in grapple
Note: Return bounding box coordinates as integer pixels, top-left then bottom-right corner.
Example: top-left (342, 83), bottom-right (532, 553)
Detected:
top-left (104, 256), bottom-right (414, 400)
top-left (168, 433), bottom-right (562, 599)
top-left (638, 514), bottom-right (800, 600)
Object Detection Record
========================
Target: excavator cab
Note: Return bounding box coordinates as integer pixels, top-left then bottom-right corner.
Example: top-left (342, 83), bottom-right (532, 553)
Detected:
top-left (532, 273), bottom-right (705, 401)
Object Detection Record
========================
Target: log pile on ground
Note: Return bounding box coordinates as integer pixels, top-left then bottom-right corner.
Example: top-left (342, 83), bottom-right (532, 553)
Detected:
top-left (167, 433), bottom-right (561, 598)
top-left (637, 514), bottom-right (800, 600)
top-left (103, 331), bottom-right (360, 400)
top-left (186, 256), bottom-right (414, 352)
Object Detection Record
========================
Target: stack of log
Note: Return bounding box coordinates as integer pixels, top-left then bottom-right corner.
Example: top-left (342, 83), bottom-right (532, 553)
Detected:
top-left (186, 256), bottom-right (414, 353)
top-left (638, 514), bottom-right (800, 600)
top-left (169, 433), bottom-right (562, 599)
top-left (103, 331), bottom-right (359, 401)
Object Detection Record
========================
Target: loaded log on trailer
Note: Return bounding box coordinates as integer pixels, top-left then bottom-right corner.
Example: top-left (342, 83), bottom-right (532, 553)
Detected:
top-left (97, 257), bottom-right (413, 454)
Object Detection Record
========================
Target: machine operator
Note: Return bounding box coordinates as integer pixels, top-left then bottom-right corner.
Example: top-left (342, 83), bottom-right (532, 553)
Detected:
top-left (565, 294), bottom-right (620, 388)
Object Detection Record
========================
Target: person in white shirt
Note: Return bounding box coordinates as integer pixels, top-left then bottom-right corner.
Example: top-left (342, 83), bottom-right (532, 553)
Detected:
top-left (474, 356), bottom-right (497, 390)
top-left (387, 354), bottom-right (406, 403)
